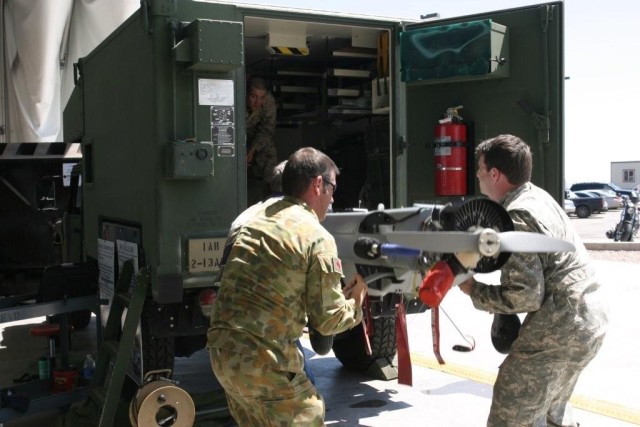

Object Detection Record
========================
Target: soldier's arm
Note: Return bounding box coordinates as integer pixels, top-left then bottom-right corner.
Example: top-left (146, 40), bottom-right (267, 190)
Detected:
top-left (305, 251), bottom-right (363, 336)
top-left (469, 252), bottom-right (545, 314)
top-left (250, 94), bottom-right (277, 152)
top-left (469, 211), bottom-right (545, 314)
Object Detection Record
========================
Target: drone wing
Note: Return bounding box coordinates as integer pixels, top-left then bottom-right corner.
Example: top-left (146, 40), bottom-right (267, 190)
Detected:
top-left (383, 229), bottom-right (575, 255)
top-left (382, 231), bottom-right (478, 254)
top-left (498, 231), bottom-right (576, 252)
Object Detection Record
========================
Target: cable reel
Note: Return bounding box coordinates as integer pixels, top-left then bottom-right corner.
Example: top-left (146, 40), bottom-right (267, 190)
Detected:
top-left (129, 369), bottom-right (195, 427)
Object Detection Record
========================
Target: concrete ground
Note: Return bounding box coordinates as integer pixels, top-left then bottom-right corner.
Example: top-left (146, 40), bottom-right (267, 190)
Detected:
top-left (1, 209), bottom-right (639, 426)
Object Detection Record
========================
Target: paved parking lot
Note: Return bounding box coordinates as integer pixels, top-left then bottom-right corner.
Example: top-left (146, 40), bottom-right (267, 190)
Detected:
top-left (570, 208), bottom-right (621, 241)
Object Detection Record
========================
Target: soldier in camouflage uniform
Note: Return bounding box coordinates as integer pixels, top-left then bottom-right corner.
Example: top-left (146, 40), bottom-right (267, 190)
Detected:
top-left (223, 160), bottom-right (287, 259)
top-left (246, 76), bottom-right (278, 205)
top-left (459, 134), bottom-right (608, 427)
top-left (218, 160), bottom-right (317, 385)
top-left (208, 147), bottom-right (367, 426)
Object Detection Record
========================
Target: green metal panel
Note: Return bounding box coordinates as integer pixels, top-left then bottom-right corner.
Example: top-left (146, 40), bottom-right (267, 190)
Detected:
top-left (79, 10), bottom-right (157, 268)
top-left (72, 3), bottom-right (247, 302)
top-left (63, 84), bottom-right (84, 142)
top-left (166, 141), bottom-right (214, 178)
top-left (401, 3), bottom-right (564, 204)
top-left (182, 19), bottom-right (244, 71)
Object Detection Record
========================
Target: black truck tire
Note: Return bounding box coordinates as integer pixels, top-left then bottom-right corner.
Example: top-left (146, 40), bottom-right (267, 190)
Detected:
top-left (332, 317), bottom-right (396, 371)
top-left (308, 327), bottom-right (334, 356)
top-left (143, 335), bottom-right (175, 373)
top-left (136, 320), bottom-right (175, 375)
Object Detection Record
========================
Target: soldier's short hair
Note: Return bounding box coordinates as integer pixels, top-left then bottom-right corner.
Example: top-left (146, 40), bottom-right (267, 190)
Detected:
top-left (282, 148), bottom-right (339, 198)
top-left (476, 134), bottom-right (532, 186)
top-left (247, 76), bottom-right (268, 92)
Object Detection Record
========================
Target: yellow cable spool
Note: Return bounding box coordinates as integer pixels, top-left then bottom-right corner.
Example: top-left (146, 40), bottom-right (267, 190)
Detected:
top-left (129, 370), bottom-right (195, 427)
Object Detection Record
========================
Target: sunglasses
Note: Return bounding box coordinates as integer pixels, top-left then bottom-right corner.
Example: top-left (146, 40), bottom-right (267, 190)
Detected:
top-left (322, 178), bottom-right (337, 195)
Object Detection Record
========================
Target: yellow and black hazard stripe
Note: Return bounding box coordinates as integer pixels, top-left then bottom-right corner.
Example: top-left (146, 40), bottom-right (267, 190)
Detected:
top-left (269, 46), bottom-right (309, 56)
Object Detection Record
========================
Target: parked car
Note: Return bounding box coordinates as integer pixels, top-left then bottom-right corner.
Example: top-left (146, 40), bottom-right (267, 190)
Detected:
top-left (565, 190), bottom-right (606, 218)
top-left (564, 199), bottom-right (576, 215)
top-left (586, 189), bottom-right (624, 209)
top-left (572, 191), bottom-right (608, 212)
top-left (569, 182), bottom-right (640, 203)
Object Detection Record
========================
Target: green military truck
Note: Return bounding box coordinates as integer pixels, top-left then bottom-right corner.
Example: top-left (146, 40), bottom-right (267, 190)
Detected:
top-left (62, 0), bottom-right (564, 376)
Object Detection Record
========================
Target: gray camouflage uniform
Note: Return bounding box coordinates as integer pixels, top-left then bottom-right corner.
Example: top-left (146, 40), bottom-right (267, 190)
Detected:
top-left (246, 92), bottom-right (278, 204)
top-left (208, 196), bottom-right (362, 426)
top-left (469, 183), bottom-right (608, 427)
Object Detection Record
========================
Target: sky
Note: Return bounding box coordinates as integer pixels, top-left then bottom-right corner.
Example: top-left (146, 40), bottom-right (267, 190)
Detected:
top-left (227, 0), bottom-right (640, 186)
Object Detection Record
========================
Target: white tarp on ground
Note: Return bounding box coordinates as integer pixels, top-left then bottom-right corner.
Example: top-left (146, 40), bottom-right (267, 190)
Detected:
top-left (0, 0), bottom-right (139, 143)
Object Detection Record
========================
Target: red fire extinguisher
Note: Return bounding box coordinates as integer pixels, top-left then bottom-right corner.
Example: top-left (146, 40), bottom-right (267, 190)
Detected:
top-left (434, 106), bottom-right (467, 196)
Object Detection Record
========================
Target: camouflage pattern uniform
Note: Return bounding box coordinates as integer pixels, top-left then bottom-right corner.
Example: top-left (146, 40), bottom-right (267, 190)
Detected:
top-left (469, 183), bottom-right (608, 427)
top-left (246, 92), bottom-right (278, 204)
top-left (207, 196), bottom-right (363, 426)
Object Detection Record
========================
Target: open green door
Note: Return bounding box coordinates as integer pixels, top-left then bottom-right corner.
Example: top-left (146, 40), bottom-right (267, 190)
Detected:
top-left (396, 2), bottom-right (564, 205)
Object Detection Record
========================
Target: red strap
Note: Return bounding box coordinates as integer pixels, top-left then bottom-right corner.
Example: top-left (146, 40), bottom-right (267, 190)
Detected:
top-left (431, 307), bottom-right (445, 365)
top-left (396, 298), bottom-right (412, 386)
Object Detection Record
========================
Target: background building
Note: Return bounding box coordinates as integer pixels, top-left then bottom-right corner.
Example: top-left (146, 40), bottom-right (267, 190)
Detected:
top-left (611, 161), bottom-right (640, 190)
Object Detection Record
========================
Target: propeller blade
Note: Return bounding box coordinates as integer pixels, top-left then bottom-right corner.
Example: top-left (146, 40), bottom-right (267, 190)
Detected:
top-left (498, 231), bottom-right (576, 253)
top-left (382, 230), bottom-right (576, 255)
top-left (383, 231), bottom-right (480, 253)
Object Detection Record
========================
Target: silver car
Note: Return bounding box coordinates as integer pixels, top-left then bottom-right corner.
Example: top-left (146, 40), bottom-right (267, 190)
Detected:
top-left (564, 199), bottom-right (576, 215)
top-left (586, 189), bottom-right (624, 209)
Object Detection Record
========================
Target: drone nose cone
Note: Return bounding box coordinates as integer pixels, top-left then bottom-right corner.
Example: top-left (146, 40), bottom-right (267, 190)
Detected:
top-left (478, 228), bottom-right (500, 257)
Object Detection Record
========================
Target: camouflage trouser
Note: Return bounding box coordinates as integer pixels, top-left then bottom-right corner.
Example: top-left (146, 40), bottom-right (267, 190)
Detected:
top-left (209, 347), bottom-right (325, 427)
top-left (488, 337), bottom-right (604, 427)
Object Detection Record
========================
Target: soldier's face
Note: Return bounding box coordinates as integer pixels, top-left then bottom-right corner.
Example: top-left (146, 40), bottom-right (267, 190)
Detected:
top-left (476, 156), bottom-right (497, 201)
top-left (248, 87), bottom-right (267, 112)
top-left (315, 173), bottom-right (336, 222)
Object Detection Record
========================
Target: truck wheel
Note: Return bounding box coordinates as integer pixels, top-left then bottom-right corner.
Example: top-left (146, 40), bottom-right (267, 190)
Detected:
top-left (620, 223), bottom-right (633, 241)
top-left (136, 320), bottom-right (175, 375)
top-left (332, 317), bottom-right (396, 372)
top-left (143, 334), bottom-right (175, 373)
top-left (308, 327), bottom-right (333, 356)
top-left (575, 205), bottom-right (591, 218)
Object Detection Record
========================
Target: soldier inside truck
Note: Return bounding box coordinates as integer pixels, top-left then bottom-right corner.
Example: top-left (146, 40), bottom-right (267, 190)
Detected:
top-left (245, 76), bottom-right (278, 205)
top-left (243, 16), bottom-right (392, 212)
